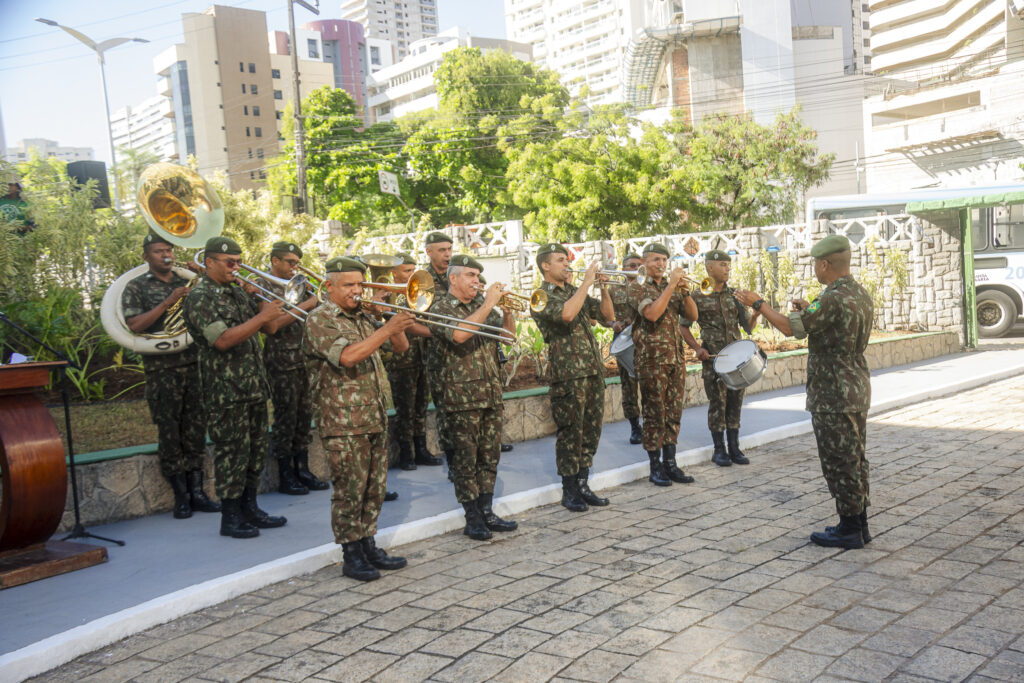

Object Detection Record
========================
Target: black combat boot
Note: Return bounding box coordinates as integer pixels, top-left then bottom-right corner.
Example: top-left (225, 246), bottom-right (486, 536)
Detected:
top-left (628, 417), bottom-right (643, 445)
top-left (294, 448), bottom-right (329, 490)
top-left (648, 450), bottom-right (671, 486)
top-left (711, 431), bottom-right (731, 467)
top-left (219, 498), bottom-right (259, 539)
top-left (811, 515), bottom-right (864, 549)
top-left (384, 490), bottom-right (399, 501)
top-left (726, 429), bottom-right (749, 465)
top-left (826, 510), bottom-right (872, 544)
top-left (169, 473), bottom-right (192, 519)
top-left (240, 486), bottom-right (287, 528)
top-left (413, 435), bottom-right (443, 465)
top-left (479, 493), bottom-right (518, 531)
top-left (577, 467), bottom-right (609, 506)
top-left (462, 500), bottom-right (492, 540)
top-left (277, 453), bottom-right (308, 496)
top-left (445, 449), bottom-right (455, 483)
top-left (560, 475), bottom-right (588, 512)
top-left (397, 441), bottom-right (417, 471)
top-left (662, 444), bottom-right (694, 484)
top-left (341, 541), bottom-right (381, 581)
top-left (360, 536), bottom-right (407, 570)
top-left (187, 470), bottom-right (221, 513)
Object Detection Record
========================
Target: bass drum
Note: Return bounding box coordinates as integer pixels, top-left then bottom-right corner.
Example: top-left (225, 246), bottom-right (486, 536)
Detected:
top-left (100, 264), bottom-right (195, 355)
top-left (610, 324), bottom-right (635, 379)
top-left (713, 339), bottom-right (767, 390)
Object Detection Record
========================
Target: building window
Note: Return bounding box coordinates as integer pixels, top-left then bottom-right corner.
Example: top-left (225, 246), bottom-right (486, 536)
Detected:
top-left (274, 89), bottom-right (283, 100)
top-left (248, 62), bottom-right (255, 73)
top-left (253, 105), bottom-right (261, 116)
top-left (251, 84), bottom-right (258, 95)
top-left (244, 105), bottom-right (249, 115)
top-left (241, 84), bottom-right (246, 93)
top-left (276, 110), bottom-right (283, 119)
top-left (248, 148), bottom-right (253, 158)
top-left (256, 148), bottom-right (264, 158)
top-left (255, 127), bottom-right (262, 137)
top-left (239, 62), bottom-right (244, 72)
top-left (251, 171), bottom-right (256, 179)
top-left (258, 170), bottom-right (266, 179)
top-left (370, 46), bottom-right (380, 65)
top-left (271, 68), bottom-right (281, 79)
top-left (246, 126), bottom-right (251, 137)
top-left (307, 39), bottom-right (319, 58)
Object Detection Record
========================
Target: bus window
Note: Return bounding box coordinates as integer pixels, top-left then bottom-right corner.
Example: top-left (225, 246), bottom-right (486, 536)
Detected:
top-left (993, 204), bottom-right (1024, 249)
top-left (971, 208), bottom-right (989, 250)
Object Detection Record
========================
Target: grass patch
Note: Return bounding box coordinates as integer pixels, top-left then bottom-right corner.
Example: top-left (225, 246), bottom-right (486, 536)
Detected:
top-left (49, 400), bottom-right (158, 455)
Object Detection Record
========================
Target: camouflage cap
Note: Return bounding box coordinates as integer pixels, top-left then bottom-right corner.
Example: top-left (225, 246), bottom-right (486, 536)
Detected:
top-left (642, 243), bottom-right (671, 257)
top-left (143, 232), bottom-right (173, 249)
top-left (205, 236), bottom-right (242, 255)
top-left (810, 234), bottom-right (851, 259)
top-left (704, 249), bottom-right (731, 262)
top-left (535, 242), bottom-right (568, 268)
top-left (424, 231), bottom-right (453, 246)
top-left (271, 240), bottom-right (302, 258)
top-left (393, 252), bottom-right (417, 266)
top-left (449, 253), bottom-right (483, 272)
top-left (325, 256), bottom-right (368, 274)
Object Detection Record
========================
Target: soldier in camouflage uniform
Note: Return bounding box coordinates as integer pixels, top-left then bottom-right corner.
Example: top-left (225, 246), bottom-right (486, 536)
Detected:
top-left (122, 233), bottom-right (218, 520)
top-left (431, 254), bottom-right (518, 540)
top-left (531, 244), bottom-right (615, 512)
top-left (735, 235), bottom-right (873, 549)
top-left (681, 250), bottom-right (760, 467)
top-left (628, 243), bottom-right (699, 487)
top-left (303, 256), bottom-right (413, 581)
top-left (422, 231), bottom-right (456, 479)
top-left (256, 241), bottom-right (324, 496)
top-left (183, 236), bottom-right (289, 539)
top-left (610, 252), bottom-right (643, 444)
top-left (385, 253), bottom-right (442, 470)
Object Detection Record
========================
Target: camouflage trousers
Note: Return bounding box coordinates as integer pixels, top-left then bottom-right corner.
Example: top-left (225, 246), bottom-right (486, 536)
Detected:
top-left (444, 406), bottom-right (502, 503)
top-left (145, 365), bottom-right (207, 479)
top-left (550, 375), bottom-right (604, 476)
top-left (323, 432), bottom-right (387, 544)
top-left (426, 365), bottom-right (453, 453)
top-left (207, 400), bottom-right (268, 500)
top-left (618, 363), bottom-right (640, 420)
top-left (268, 366), bottom-right (312, 456)
top-left (702, 361), bottom-right (744, 432)
top-left (388, 364), bottom-right (429, 443)
top-left (637, 362), bottom-right (685, 452)
top-left (811, 411), bottom-right (870, 517)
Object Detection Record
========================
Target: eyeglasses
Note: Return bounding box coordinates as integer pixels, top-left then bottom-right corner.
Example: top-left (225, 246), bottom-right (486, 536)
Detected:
top-left (212, 257), bottom-right (242, 268)
top-left (281, 258), bottom-right (301, 266)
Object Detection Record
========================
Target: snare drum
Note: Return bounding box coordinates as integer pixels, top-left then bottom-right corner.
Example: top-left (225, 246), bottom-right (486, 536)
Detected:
top-left (610, 324), bottom-right (635, 379)
top-left (713, 339), bottom-right (768, 390)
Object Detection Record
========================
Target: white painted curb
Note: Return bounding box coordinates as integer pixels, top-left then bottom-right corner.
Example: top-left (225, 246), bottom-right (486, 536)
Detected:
top-left (2, 358), bottom-right (1023, 683)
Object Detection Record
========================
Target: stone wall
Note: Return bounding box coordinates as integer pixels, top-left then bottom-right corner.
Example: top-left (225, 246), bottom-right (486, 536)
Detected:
top-left (56, 331), bottom-right (959, 531)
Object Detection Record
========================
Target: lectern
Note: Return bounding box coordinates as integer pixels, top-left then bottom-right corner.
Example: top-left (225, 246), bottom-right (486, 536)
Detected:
top-left (0, 361), bottom-right (107, 588)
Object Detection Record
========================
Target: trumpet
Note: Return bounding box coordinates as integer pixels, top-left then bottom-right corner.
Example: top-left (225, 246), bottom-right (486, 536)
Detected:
top-left (471, 284), bottom-right (545, 313)
top-left (568, 268), bottom-right (638, 286)
top-left (629, 266), bottom-right (714, 295)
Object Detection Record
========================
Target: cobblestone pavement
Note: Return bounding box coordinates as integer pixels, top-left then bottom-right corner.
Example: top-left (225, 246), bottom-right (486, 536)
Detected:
top-left (35, 377), bottom-right (1024, 683)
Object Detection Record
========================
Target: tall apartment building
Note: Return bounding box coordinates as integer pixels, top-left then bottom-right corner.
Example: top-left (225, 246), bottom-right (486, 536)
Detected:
top-left (365, 27), bottom-right (532, 123)
top-left (6, 138), bottom-right (94, 163)
top-left (341, 0), bottom-right (438, 59)
top-left (862, 0), bottom-right (1024, 192)
top-left (110, 95), bottom-right (179, 165)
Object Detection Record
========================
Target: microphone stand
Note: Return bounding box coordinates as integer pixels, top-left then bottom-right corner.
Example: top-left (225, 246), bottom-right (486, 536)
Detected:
top-left (0, 311), bottom-right (125, 546)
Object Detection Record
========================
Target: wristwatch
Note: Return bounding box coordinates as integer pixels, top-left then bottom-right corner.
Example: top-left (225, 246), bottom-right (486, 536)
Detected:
top-left (752, 299), bottom-right (764, 311)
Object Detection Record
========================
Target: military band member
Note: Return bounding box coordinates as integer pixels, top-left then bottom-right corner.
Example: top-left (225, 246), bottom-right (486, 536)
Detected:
top-left (303, 256), bottom-right (413, 581)
top-left (629, 243), bottom-right (699, 486)
top-left (385, 252), bottom-right (442, 470)
top-left (183, 236), bottom-right (288, 538)
top-left (423, 231), bottom-right (456, 479)
top-left (257, 241), bottom-right (324, 495)
top-left (610, 252), bottom-right (643, 444)
top-left (735, 235), bottom-right (873, 549)
top-left (681, 250), bottom-right (760, 467)
top-left (431, 254), bottom-right (517, 540)
top-left (531, 244), bottom-right (615, 511)
top-left (122, 233), bottom-right (217, 519)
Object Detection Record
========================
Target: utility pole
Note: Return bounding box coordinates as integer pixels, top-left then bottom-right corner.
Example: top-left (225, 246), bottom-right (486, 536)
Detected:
top-left (287, 0), bottom-right (319, 214)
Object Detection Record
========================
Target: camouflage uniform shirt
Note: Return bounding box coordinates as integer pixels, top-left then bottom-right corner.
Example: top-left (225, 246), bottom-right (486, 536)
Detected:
top-left (429, 292), bottom-right (504, 411)
top-left (788, 275), bottom-right (873, 413)
top-left (530, 281), bottom-right (605, 382)
top-left (257, 278), bottom-right (311, 372)
top-left (424, 265), bottom-right (450, 372)
top-left (182, 275), bottom-right (268, 408)
top-left (610, 284), bottom-right (637, 329)
top-left (303, 299), bottom-right (390, 437)
top-left (688, 287), bottom-right (752, 354)
top-left (121, 270), bottom-right (197, 372)
top-left (382, 293), bottom-right (423, 371)
top-left (628, 278), bottom-right (689, 367)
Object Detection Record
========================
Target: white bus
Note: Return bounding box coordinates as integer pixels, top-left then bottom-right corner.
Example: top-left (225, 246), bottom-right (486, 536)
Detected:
top-left (807, 185), bottom-right (1024, 339)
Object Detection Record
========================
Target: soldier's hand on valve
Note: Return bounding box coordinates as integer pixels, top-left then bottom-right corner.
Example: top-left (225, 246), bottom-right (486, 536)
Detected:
top-left (483, 282), bottom-right (504, 308)
top-left (258, 299), bottom-right (285, 320)
top-left (168, 286), bottom-right (190, 305)
top-left (668, 267), bottom-right (686, 288)
top-left (383, 311), bottom-right (415, 335)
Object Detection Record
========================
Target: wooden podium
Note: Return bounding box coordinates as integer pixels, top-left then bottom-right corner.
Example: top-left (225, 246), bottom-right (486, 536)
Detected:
top-left (0, 361), bottom-right (107, 589)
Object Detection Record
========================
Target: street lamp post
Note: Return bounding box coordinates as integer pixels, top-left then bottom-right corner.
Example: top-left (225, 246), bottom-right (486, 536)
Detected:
top-left (35, 18), bottom-right (148, 211)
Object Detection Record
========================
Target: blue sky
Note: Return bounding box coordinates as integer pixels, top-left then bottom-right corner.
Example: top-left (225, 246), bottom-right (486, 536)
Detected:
top-left (0, 0), bottom-right (507, 163)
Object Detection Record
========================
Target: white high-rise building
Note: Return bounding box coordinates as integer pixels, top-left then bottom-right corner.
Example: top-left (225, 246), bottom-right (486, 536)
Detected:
top-left (6, 138), bottom-right (94, 163)
top-left (341, 0), bottom-right (438, 60)
top-left (110, 95), bottom-right (180, 165)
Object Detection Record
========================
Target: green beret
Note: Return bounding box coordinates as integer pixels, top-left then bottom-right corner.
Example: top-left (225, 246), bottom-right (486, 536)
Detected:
top-left (642, 243), bottom-right (671, 257)
top-left (143, 232), bottom-right (172, 249)
top-left (325, 256), bottom-right (367, 274)
top-left (205, 236), bottom-right (242, 256)
top-left (535, 242), bottom-right (568, 268)
top-left (449, 253), bottom-right (483, 272)
top-left (424, 231), bottom-right (453, 246)
top-left (271, 241), bottom-right (302, 258)
top-left (704, 249), bottom-right (731, 262)
top-left (810, 234), bottom-right (851, 259)
top-left (622, 252), bottom-right (642, 263)
top-left (393, 252), bottom-right (416, 266)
